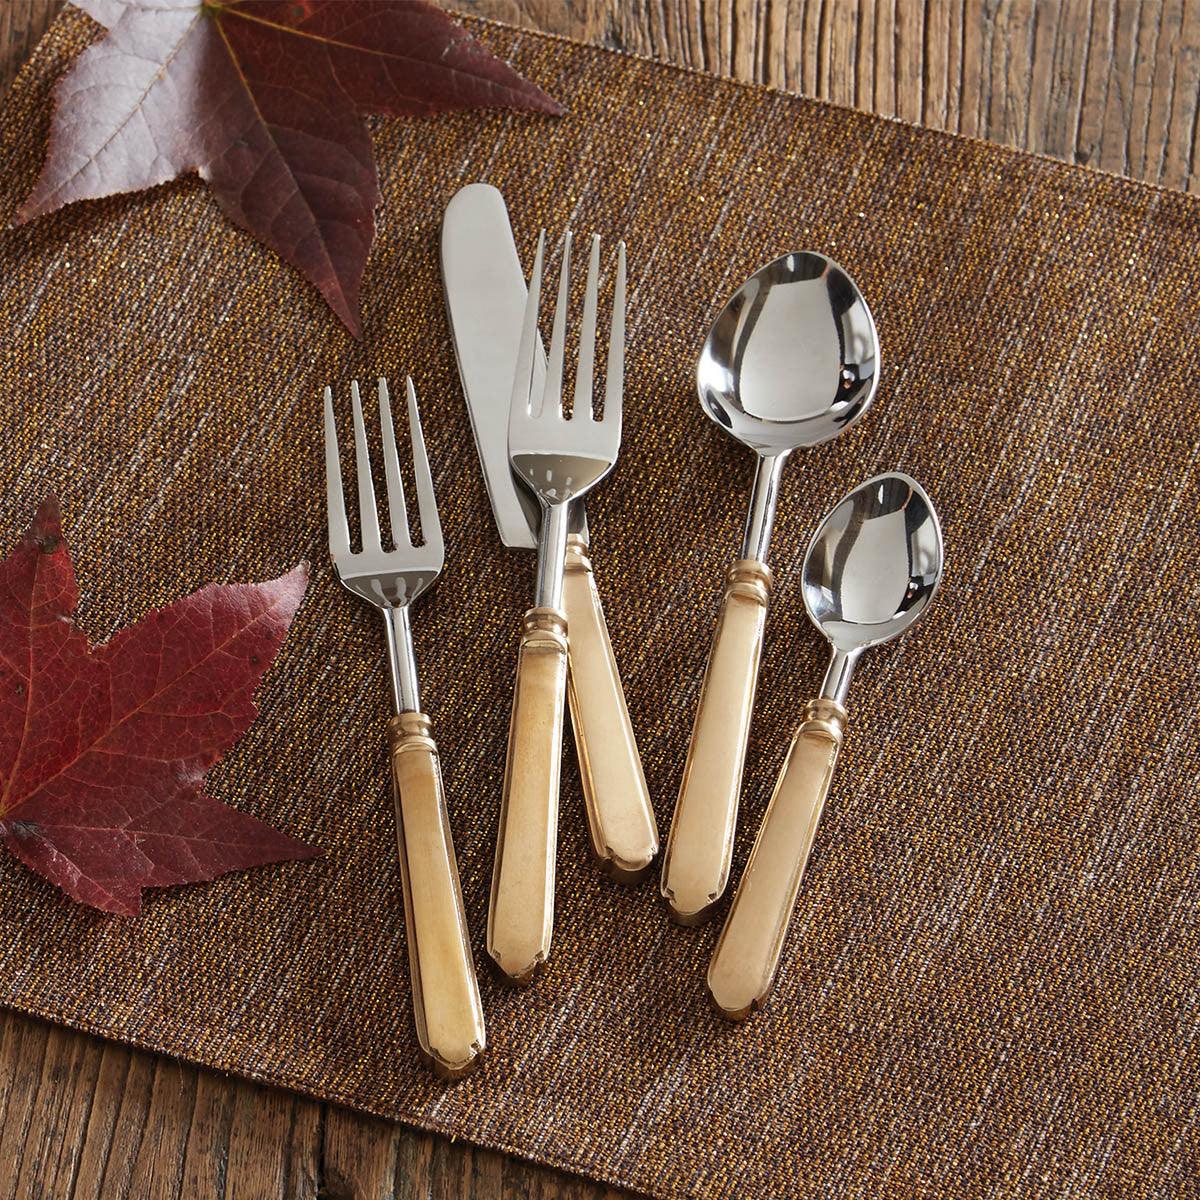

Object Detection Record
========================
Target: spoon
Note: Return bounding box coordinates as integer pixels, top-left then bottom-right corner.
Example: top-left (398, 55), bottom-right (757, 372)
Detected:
top-left (661, 252), bottom-right (880, 925)
top-left (707, 472), bottom-right (944, 1020)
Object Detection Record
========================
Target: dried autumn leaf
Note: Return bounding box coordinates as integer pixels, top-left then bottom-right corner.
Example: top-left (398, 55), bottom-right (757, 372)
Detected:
top-left (16, 0), bottom-right (563, 335)
top-left (0, 498), bottom-right (319, 915)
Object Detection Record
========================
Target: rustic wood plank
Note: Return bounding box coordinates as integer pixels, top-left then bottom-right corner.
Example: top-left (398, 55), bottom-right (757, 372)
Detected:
top-left (74, 1045), bottom-right (157, 1199)
top-left (224, 1080), bottom-right (321, 1200)
top-left (323, 1106), bottom-right (402, 1199)
top-left (0, 1020), bottom-right (105, 1199)
top-left (1, 2), bottom-right (1199, 1199)
top-left (23, 1027), bottom-right (105, 1197)
top-left (130, 1060), bottom-right (202, 1199)
top-left (178, 1073), bottom-right (239, 1199)
top-left (0, 1014), bottom-right (46, 1200)
top-left (0, 0), bottom-right (51, 93)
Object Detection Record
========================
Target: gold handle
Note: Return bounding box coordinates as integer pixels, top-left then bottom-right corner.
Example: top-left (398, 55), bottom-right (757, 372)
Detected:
top-left (487, 607), bottom-right (568, 984)
top-left (388, 713), bottom-right (486, 1079)
top-left (707, 699), bottom-right (847, 1020)
top-left (661, 559), bottom-right (771, 924)
top-left (563, 535), bottom-right (658, 883)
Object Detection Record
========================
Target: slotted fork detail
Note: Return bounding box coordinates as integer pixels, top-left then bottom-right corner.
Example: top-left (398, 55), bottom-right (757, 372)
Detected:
top-left (325, 377), bottom-right (485, 1078)
top-left (487, 232), bottom-right (626, 984)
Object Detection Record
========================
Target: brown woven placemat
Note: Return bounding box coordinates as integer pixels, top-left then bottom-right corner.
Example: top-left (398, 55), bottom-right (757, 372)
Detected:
top-left (1, 8), bottom-right (1197, 1199)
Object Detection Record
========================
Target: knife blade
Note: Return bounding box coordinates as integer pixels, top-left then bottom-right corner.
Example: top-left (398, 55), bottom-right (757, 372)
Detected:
top-left (441, 183), bottom-right (543, 549)
top-left (442, 183), bottom-right (658, 885)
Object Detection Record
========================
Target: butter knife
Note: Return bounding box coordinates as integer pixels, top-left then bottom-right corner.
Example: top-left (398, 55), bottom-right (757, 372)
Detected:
top-left (442, 184), bottom-right (657, 884)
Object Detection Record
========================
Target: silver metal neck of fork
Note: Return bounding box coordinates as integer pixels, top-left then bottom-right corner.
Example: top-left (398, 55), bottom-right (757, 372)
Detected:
top-left (740, 452), bottom-right (789, 564)
top-left (382, 605), bottom-right (421, 714)
top-left (534, 500), bottom-right (573, 611)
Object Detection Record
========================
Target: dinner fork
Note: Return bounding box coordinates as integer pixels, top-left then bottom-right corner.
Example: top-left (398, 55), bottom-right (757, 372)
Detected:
top-left (325, 377), bottom-right (485, 1079)
top-left (487, 231), bottom-right (625, 984)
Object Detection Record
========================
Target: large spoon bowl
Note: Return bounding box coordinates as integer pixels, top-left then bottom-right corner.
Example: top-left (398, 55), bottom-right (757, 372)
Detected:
top-left (697, 251), bottom-right (879, 456)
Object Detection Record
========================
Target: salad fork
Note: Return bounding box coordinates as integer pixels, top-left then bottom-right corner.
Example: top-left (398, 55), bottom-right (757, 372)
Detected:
top-left (487, 231), bottom-right (625, 983)
top-left (325, 377), bottom-right (485, 1078)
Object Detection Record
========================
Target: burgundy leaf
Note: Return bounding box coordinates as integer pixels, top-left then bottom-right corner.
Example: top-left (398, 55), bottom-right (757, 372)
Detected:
top-left (17, 0), bottom-right (562, 335)
top-left (0, 497), bottom-right (319, 915)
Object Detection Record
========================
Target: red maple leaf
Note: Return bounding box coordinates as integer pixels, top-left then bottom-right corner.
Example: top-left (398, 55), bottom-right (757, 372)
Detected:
top-left (0, 498), bottom-right (319, 915)
top-left (15, 0), bottom-right (562, 335)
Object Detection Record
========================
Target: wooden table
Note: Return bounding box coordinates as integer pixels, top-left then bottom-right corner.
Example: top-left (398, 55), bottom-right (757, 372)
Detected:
top-left (0, 2), bottom-right (1195, 1196)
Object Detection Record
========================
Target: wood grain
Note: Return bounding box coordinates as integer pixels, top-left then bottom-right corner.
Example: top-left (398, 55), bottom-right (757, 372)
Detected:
top-left (1, 1), bottom-right (1197, 1198)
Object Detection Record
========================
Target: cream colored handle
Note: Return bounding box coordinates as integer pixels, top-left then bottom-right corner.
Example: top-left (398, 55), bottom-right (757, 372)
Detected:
top-left (388, 713), bottom-right (486, 1079)
top-left (563, 535), bottom-right (658, 883)
top-left (661, 559), bottom-right (771, 924)
top-left (707, 699), bottom-right (847, 1020)
top-left (487, 607), bottom-right (568, 984)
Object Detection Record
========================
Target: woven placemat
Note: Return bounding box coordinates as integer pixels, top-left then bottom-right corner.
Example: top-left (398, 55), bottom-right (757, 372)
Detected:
top-left (0, 7), bottom-right (1196, 1198)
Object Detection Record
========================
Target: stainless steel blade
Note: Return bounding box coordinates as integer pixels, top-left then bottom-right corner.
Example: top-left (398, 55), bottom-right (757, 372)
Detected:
top-left (442, 183), bottom-right (545, 550)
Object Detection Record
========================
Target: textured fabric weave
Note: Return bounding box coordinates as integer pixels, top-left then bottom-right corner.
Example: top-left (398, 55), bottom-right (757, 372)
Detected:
top-left (0, 9), bottom-right (1197, 1199)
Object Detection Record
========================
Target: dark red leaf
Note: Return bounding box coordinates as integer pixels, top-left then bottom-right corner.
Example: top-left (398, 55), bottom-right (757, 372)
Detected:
top-left (0, 497), bottom-right (319, 915)
top-left (17, 0), bottom-right (562, 335)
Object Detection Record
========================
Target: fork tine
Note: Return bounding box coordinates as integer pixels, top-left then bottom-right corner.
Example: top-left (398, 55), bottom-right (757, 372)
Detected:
top-left (350, 380), bottom-right (382, 554)
top-left (377, 377), bottom-right (410, 549)
top-left (511, 231), bottom-right (545, 420)
top-left (406, 376), bottom-right (442, 553)
top-left (604, 241), bottom-right (626, 429)
top-left (324, 386), bottom-right (351, 560)
top-left (574, 234), bottom-right (600, 419)
top-left (544, 231), bottom-right (572, 416)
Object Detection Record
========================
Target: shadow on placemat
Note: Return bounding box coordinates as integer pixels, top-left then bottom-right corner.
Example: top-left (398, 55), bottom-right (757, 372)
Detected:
top-left (0, 8), bottom-right (1196, 1200)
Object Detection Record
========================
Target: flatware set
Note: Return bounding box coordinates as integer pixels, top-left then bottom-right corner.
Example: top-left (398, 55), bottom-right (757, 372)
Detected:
top-left (323, 186), bottom-right (944, 1075)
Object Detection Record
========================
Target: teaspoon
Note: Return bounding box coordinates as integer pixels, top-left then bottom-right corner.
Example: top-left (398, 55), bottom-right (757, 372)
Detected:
top-left (707, 472), bottom-right (944, 1019)
top-left (661, 252), bottom-right (880, 924)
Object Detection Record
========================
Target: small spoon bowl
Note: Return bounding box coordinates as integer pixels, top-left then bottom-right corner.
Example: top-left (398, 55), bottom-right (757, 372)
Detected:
top-left (697, 251), bottom-right (879, 456)
top-left (803, 472), bottom-right (944, 656)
